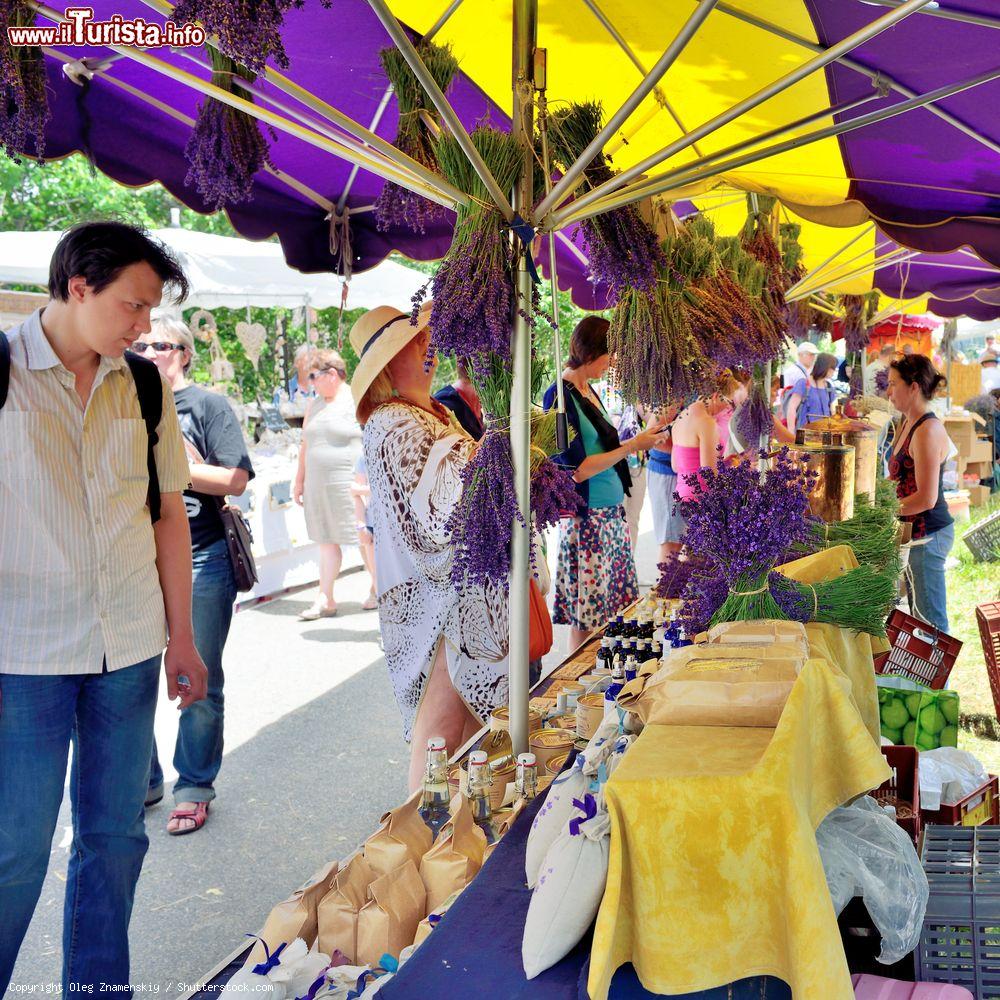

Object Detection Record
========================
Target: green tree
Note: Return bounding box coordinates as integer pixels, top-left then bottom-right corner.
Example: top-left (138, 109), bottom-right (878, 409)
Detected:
top-left (0, 154), bottom-right (238, 235)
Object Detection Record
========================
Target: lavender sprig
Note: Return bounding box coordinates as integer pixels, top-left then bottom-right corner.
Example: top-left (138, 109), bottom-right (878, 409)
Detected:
top-left (1, 0), bottom-right (49, 160)
top-left (874, 367), bottom-right (889, 395)
top-left (172, 0), bottom-right (302, 74)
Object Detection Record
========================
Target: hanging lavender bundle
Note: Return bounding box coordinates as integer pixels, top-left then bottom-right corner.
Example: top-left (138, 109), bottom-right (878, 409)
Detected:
top-left (374, 41), bottom-right (459, 234)
top-left (185, 48), bottom-right (272, 209)
top-left (1, 0), bottom-right (49, 160)
top-left (449, 354), bottom-right (574, 589)
top-left (529, 409), bottom-right (582, 531)
top-left (547, 102), bottom-right (665, 301)
top-left (732, 366), bottom-right (773, 448)
top-left (607, 217), bottom-right (718, 407)
top-left (841, 293), bottom-right (876, 354)
top-left (172, 0), bottom-right (302, 74)
top-left (428, 126), bottom-right (523, 369)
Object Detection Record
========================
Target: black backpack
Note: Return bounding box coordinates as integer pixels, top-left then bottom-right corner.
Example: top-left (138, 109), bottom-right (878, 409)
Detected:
top-left (0, 330), bottom-right (164, 522)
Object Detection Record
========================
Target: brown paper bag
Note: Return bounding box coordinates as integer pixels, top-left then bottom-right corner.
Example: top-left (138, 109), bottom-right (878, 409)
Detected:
top-left (356, 858), bottom-right (426, 968)
top-left (412, 887), bottom-right (465, 949)
top-left (419, 796), bottom-right (486, 913)
top-left (706, 619), bottom-right (809, 652)
top-left (245, 858), bottom-right (338, 968)
top-left (637, 655), bottom-right (803, 728)
top-left (316, 853), bottom-right (375, 962)
top-left (363, 789), bottom-right (433, 878)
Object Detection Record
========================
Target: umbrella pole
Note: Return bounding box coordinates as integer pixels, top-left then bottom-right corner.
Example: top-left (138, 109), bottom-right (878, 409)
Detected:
top-left (507, 0), bottom-right (538, 757)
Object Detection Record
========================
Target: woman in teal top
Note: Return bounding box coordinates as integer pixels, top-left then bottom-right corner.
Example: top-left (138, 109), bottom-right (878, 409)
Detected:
top-left (542, 317), bottom-right (668, 650)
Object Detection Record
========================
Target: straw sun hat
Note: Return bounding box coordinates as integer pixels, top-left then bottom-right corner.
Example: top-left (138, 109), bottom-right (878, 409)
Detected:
top-left (349, 301), bottom-right (432, 408)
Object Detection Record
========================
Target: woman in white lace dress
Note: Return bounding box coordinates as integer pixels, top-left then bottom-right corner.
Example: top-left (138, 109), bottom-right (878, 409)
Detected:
top-left (350, 305), bottom-right (508, 790)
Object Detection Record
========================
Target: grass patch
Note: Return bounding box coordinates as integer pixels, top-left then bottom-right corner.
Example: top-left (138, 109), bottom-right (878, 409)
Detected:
top-left (945, 501), bottom-right (1000, 772)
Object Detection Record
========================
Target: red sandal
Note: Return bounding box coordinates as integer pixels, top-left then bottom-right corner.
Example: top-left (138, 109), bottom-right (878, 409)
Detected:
top-left (167, 801), bottom-right (210, 836)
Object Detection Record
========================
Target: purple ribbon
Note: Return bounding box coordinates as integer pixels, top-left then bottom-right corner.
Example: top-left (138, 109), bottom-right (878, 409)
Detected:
top-left (428, 913), bottom-right (442, 927)
top-left (248, 937), bottom-right (286, 975)
top-left (347, 971), bottom-right (375, 999)
top-left (568, 793), bottom-right (598, 836)
top-left (296, 973), bottom-right (326, 1000)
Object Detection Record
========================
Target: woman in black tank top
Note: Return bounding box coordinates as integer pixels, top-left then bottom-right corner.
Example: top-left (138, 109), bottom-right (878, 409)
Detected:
top-left (886, 355), bottom-right (954, 633)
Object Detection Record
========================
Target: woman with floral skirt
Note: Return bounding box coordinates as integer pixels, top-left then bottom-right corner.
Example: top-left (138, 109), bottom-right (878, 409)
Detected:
top-left (543, 317), bottom-right (669, 651)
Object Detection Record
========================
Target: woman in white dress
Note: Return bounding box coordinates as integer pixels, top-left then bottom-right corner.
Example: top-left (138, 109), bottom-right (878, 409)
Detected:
top-left (350, 305), bottom-right (508, 791)
top-left (294, 349), bottom-right (376, 619)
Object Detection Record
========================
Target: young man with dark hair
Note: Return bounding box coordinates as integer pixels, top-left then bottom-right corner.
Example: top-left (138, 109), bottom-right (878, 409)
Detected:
top-left (0, 221), bottom-right (208, 990)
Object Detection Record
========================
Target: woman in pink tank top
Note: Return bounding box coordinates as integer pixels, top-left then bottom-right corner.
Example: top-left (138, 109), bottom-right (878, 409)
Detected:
top-left (672, 374), bottom-right (747, 501)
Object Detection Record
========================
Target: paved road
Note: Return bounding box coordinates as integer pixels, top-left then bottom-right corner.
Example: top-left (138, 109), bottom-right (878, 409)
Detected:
top-left (7, 509), bottom-right (659, 993)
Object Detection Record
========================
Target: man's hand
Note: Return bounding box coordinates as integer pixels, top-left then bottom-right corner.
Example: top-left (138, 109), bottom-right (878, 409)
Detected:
top-left (164, 636), bottom-right (208, 709)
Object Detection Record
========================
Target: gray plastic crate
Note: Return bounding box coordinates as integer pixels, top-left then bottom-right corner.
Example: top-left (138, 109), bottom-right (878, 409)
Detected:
top-left (963, 509), bottom-right (1000, 562)
top-left (917, 825), bottom-right (1000, 997)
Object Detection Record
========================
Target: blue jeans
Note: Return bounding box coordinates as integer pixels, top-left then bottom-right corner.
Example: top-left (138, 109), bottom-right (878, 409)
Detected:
top-left (907, 522), bottom-right (954, 634)
top-left (150, 540), bottom-right (236, 804)
top-left (0, 656), bottom-right (160, 992)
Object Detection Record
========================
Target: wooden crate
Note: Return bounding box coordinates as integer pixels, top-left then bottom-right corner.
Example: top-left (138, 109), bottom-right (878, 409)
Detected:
top-left (947, 362), bottom-right (985, 407)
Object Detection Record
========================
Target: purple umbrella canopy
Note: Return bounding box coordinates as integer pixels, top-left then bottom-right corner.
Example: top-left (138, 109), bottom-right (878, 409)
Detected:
top-left (4, 0), bottom-right (1000, 307)
top-left (808, 0), bottom-right (1000, 264)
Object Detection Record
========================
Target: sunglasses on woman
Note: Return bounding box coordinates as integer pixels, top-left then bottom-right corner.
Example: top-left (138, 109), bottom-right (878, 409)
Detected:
top-left (308, 366), bottom-right (340, 381)
top-left (130, 342), bottom-right (184, 355)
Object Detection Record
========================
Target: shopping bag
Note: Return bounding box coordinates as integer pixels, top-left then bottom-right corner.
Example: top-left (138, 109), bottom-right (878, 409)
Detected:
top-left (356, 858), bottom-right (426, 968)
top-left (363, 788), bottom-right (433, 878)
top-left (317, 853), bottom-right (374, 962)
top-left (419, 794), bottom-right (486, 914)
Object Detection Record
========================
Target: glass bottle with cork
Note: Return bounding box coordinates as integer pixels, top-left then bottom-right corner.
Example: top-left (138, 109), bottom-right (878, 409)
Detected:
top-left (466, 750), bottom-right (499, 845)
top-left (418, 736), bottom-right (451, 841)
top-left (514, 752), bottom-right (538, 803)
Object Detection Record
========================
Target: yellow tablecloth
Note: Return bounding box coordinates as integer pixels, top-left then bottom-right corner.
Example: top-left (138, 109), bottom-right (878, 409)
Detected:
top-left (778, 544), bottom-right (887, 744)
top-left (587, 656), bottom-right (891, 1000)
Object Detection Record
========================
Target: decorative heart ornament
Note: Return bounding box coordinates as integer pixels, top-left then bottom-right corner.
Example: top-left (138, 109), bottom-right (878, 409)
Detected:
top-left (235, 321), bottom-right (267, 369)
top-left (188, 309), bottom-right (217, 342)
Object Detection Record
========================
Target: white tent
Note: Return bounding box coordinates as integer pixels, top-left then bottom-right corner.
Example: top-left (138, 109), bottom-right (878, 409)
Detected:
top-left (0, 226), bottom-right (427, 311)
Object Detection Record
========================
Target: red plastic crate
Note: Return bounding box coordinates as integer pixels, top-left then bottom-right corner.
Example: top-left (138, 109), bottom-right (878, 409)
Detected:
top-left (874, 610), bottom-right (962, 690)
top-left (875, 745), bottom-right (921, 845)
top-left (975, 600), bottom-right (1000, 720)
top-left (921, 774), bottom-right (999, 828)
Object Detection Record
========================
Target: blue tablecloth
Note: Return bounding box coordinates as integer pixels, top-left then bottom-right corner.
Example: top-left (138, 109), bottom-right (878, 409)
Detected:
top-left (378, 758), bottom-right (791, 1000)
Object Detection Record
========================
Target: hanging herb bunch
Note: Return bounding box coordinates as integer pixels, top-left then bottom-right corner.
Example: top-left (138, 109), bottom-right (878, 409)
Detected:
top-left (172, 0), bottom-right (302, 75)
top-left (448, 354), bottom-right (578, 590)
top-left (607, 216), bottom-right (721, 407)
top-left (426, 125), bottom-right (524, 369)
top-left (547, 101), bottom-right (665, 301)
top-left (1, 0), bottom-right (50, 160)
top-left (185, 47), bottom-right (272, 209)
top-left (841, 292), bottom-right (879, 398)
top-left (374, 41), bottom-right (460, 234)
top-left (732, 365), bottom-right (774, 448)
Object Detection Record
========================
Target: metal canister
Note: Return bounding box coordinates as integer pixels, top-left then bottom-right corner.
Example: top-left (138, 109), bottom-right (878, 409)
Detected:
top-left (790, 442), bottom-right (856, 522)
top-left (529, 728), bottom-right (576, 772)
top-left (800, 417), bottom-right (879, 502)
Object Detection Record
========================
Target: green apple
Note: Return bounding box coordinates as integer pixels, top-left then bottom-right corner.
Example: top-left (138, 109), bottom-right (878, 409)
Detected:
top-left (919, 705), bottom-right (946, 736)
top-left (941, 696), bottom-right (960, 726)
top-left (940, 725), bottom-right (959, 747)
top-left (881, 725), bottom-right (903, 744)
top-left (905, 692), bottom-right (924, 719)
top-left (903, 721), bottom-right (918, 746)
top-left (881, 700), bottom-right (910, 730)
top-left (916, 732), bottom-right (939, 751)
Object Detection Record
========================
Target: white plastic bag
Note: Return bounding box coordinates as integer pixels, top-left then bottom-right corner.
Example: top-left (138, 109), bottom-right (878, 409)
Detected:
top-left (918, 747), bottom-right (989, 811)
top-left (816, 796), bottom-right (928, 964)
top-left (522, 791), bottom-right (612, 979)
